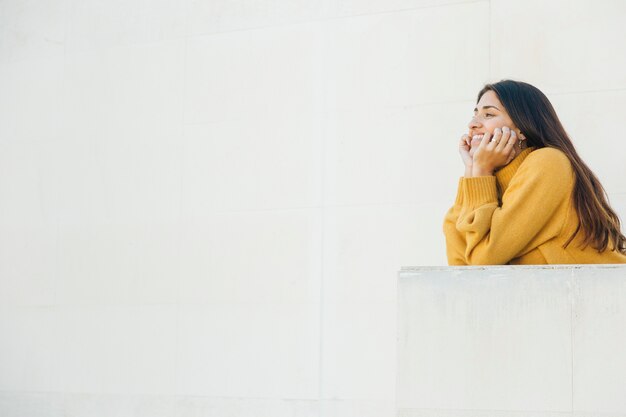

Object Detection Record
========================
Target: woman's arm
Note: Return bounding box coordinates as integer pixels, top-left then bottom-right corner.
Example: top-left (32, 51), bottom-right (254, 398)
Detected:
top-left (443, 134), bottom-right (476, 265)
top-left (443, 178), bottom-right (468, 265)
top-left (456, 148), bottom-right (574, 265)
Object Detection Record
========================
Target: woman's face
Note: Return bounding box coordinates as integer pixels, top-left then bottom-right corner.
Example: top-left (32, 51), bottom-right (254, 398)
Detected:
top-left (467, 90), bottom-right (522, 155)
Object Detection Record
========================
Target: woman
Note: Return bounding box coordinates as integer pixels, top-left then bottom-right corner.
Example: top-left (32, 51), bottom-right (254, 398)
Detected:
top-left (444, 79), bottom-right (626, 265)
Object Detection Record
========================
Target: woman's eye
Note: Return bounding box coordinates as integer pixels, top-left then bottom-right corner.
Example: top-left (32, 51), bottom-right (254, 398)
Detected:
top-left (484, 114), bottom-right (494, 118)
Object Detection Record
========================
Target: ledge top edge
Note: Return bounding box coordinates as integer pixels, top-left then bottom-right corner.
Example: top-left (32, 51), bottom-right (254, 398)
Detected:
top-left (400, 264), bottom-right (626, 273)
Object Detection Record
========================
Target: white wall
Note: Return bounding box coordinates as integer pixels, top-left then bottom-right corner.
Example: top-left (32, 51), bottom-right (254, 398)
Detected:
top-left (0, 0), bottom-right (625, 416)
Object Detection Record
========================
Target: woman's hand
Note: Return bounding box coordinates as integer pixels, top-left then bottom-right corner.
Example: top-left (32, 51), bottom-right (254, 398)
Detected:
top-left (459, 134), bottom-right (473, 175)
top-left (471, 127), bottom-right (518, 177)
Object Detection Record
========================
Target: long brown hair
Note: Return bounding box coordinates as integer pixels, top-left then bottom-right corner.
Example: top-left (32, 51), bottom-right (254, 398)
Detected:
top-left (478, 80), bottom-right (626, 254)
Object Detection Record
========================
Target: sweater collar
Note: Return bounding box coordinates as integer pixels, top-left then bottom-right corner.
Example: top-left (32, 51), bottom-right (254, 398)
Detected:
top-left (495, 147), bottom-right (536, 192)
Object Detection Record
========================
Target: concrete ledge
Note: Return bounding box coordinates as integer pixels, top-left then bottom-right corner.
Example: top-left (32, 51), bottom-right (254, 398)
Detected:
top-left (397, 265), bottom-right (626, 416)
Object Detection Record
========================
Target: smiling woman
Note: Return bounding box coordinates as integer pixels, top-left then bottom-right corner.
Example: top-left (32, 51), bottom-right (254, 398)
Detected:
top-left (443, 79), bottom-right (626, 265)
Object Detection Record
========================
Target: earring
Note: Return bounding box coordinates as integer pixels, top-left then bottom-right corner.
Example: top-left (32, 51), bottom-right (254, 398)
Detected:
top-left (519, 132), bottom-right (526, 149)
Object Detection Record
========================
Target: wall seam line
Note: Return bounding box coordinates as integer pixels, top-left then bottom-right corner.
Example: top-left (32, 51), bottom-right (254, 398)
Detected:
top-left (570, 268), bottom-right (575, 412)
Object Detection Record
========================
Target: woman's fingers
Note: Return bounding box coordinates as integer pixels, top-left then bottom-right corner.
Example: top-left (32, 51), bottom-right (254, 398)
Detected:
top-left (459, 133), bottom-right (474, 168)
top-left (479, 131), bottom-right (491, 148)
top-left (496, 127), bottom-right (514, 151)
top-left (489, 128), bottom-right (502, 149)
top-left (501, 129), bottom-right (517, 153)
top-left (459, 135), bottom-right (471, 153)
top-left (472, 126), bottom-right (520, 173)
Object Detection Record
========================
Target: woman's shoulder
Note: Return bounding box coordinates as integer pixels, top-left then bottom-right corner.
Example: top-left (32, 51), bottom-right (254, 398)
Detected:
top-left (524, 146), bottom-right (573, 173)
top-left (512, 147), bottom-right (575, 190)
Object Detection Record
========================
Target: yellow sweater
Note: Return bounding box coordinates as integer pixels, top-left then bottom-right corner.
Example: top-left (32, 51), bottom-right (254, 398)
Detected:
top-left (443, 147), bottom-right (626, 265)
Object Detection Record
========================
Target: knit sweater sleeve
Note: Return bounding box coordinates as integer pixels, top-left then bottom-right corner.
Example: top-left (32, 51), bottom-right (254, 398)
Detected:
top-left (443, 178), bottom-right (468, 265)
top-left (456, 148), bottom-right (574, 265)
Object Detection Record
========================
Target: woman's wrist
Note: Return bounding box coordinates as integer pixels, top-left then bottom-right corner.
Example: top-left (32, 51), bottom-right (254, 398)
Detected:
top-left (471, 165), bottom-right (494, 177)
top-left (464, 164), bottom-right (473, 178)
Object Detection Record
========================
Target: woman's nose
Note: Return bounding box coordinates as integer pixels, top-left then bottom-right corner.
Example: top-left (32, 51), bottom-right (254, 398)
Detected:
top-left (468, 117), bottom-right (481, 130)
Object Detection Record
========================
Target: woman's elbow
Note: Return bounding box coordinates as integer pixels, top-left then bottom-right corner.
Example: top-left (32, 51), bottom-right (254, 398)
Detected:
top-left (464, 252), bottom-right (509, 266)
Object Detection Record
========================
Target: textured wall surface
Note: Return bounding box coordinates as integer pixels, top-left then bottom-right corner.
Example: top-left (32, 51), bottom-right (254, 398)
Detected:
top-left (398, 265), bottom-right (626, 416)
top-left (1, 0), bottom-right (625, 416)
